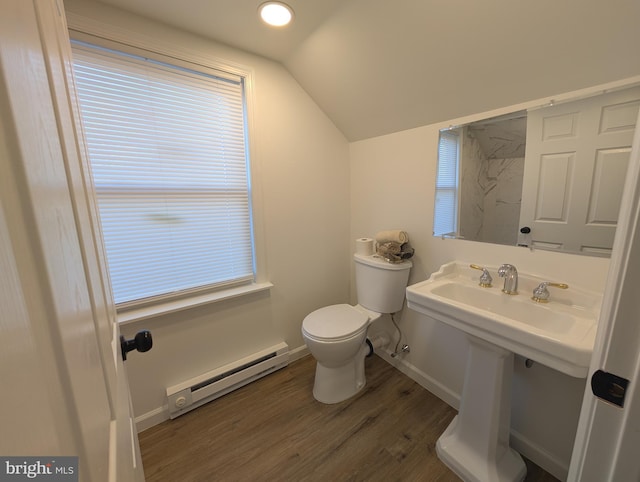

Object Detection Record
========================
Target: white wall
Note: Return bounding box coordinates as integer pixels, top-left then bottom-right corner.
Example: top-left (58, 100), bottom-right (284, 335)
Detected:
top-left (64, 0), bottom-right (351, 427)
top-left (349, 94), bottom-right (615, 479)
top-left (287, 0), bottom-right (640, 142)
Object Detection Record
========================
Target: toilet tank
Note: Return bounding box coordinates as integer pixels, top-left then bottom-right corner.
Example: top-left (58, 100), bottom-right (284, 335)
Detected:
top-left (354, 253), bottom-right (412, 314)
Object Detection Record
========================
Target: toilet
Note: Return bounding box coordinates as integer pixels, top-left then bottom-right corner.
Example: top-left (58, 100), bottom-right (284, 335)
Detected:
top-left (301, 253), bottom-right (412, 404)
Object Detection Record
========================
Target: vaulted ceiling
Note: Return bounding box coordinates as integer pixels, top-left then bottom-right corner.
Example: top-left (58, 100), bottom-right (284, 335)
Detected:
top-left (93, 0), bottom-right (640, 141)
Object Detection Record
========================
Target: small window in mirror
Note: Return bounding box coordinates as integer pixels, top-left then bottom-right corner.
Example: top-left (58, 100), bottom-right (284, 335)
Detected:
top-left (434, 129), bottom-right (460, 236)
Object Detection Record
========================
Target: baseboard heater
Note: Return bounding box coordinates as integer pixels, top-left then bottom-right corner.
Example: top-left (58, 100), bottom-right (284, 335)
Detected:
top-left (166, 342), bottom-right (289, 418)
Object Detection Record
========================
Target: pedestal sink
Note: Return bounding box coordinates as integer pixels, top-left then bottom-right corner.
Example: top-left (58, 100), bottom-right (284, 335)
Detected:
top-left (406, 261), bottom-right (600, 482)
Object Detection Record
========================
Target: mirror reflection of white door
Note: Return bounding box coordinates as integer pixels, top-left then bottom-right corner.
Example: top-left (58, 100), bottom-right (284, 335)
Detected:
top-left (519, 86), bottom-right (640, 255)
top-left (0, 1), bottom-right (144, 480)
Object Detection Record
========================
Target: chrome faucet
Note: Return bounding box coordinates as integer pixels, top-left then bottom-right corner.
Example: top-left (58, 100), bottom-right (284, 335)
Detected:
top-left (498, 264), bottom-right (518, 294)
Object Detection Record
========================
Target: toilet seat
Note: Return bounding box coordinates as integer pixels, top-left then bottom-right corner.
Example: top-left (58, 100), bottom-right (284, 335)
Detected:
top-left (302, 304), bottom-right (369, 341)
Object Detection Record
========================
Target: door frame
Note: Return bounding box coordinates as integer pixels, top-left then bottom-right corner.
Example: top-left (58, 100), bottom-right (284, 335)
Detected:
top-left (568, 111), bottom-right (640, 480)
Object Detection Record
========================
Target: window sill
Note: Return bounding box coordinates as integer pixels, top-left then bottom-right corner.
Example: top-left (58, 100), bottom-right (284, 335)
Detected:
top-left (117, 282), bottom-right (273, 325)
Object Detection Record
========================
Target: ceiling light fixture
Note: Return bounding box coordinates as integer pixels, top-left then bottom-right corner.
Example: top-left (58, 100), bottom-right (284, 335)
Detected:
top-left (259, 2), bottom-right (294, 27)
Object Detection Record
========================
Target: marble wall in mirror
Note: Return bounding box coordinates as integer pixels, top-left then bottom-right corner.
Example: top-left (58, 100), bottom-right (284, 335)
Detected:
top-left (434, 83), bottom-right (640, 257)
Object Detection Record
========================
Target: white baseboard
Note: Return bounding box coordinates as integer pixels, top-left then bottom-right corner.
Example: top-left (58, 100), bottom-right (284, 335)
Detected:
top-left (376, 349), bottom-right (461, 410)
top-left (289, 344), bottom-right (310, 362)
top-left (511, 429), bottom-right (568, 481)
top-left (135, 405), bottom-right (169, 433)
top-left (375, 350), bottom-right (568, 481)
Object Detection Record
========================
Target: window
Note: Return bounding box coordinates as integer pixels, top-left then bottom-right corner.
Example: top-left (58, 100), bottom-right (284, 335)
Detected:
top-left (433, 129), bottom-right (460, 236)
top-left (72, 42), bottom-right (255, 307)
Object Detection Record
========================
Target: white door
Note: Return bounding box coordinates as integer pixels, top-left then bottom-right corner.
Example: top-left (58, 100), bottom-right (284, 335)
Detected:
top-left (567, 111), bottom-right (640, 480)
top-left (0, 1), bottom-right (144, 481)
top-left (519, 87), bottom-right (640, 255)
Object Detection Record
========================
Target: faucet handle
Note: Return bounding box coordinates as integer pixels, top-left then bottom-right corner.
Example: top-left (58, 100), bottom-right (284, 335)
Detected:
top-left (469, 264), bottom-right (493, 288)
top-left (532, 282), bottom-right (569, 303)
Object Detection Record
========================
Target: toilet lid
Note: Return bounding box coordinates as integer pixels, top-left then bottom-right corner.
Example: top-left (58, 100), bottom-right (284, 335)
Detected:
top-left (302, 304), bottom-right (369, 340)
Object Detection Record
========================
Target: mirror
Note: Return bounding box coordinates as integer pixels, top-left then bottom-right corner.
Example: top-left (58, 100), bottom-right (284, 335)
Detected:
top-left (433, 84), bottom-right (640, 257)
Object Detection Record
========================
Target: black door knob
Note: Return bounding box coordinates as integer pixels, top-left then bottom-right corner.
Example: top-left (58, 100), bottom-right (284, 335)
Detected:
top-left (120, 330), bottom-right (153, 361)
top-left (520, 226), bottom-right (531, 234)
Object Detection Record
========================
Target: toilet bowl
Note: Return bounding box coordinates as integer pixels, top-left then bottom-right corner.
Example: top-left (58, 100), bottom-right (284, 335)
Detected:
top-left (302, 304), bottom-right (380, 404)
top-left (302, 252), bottom-right (412, 404)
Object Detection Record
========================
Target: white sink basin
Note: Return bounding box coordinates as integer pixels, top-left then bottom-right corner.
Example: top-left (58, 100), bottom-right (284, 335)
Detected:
top-left (406, 261), bottom-right (601, 377)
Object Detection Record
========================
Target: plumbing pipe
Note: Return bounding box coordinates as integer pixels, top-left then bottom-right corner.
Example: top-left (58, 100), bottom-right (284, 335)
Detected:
top-left (366, 333), bottom-right (390, 357)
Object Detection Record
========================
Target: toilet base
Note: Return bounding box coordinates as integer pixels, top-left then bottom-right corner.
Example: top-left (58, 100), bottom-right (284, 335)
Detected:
top-left (312, 344), bottom-right (368, 404)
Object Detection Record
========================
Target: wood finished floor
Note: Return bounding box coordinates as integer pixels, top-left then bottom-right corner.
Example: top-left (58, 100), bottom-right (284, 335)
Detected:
top-left (139, 355), bottom-right (559, 482)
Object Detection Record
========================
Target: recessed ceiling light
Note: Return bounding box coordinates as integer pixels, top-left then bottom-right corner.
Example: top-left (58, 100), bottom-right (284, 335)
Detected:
top-left (259, 2), bottom-right (294, 27)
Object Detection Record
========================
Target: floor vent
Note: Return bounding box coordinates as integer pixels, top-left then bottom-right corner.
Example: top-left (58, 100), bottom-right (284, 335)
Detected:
top-left (166, 342), bottom-right (289, 418)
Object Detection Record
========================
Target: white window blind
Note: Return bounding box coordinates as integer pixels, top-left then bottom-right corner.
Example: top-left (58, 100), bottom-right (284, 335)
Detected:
top-left (433, 130), bottom-right (459, 236)
top-left (72, 42), bottom-right (255, 306)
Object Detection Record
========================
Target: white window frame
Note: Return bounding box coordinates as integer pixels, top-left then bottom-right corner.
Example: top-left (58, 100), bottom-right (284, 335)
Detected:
top-left (433, 128), bottom-right (461, 237)
top-left (67, 23), bottom-right (271, 324)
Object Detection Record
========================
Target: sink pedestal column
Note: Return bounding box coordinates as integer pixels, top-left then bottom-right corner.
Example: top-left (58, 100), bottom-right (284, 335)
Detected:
top-left (436, 335), bottom-right (526, 482)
